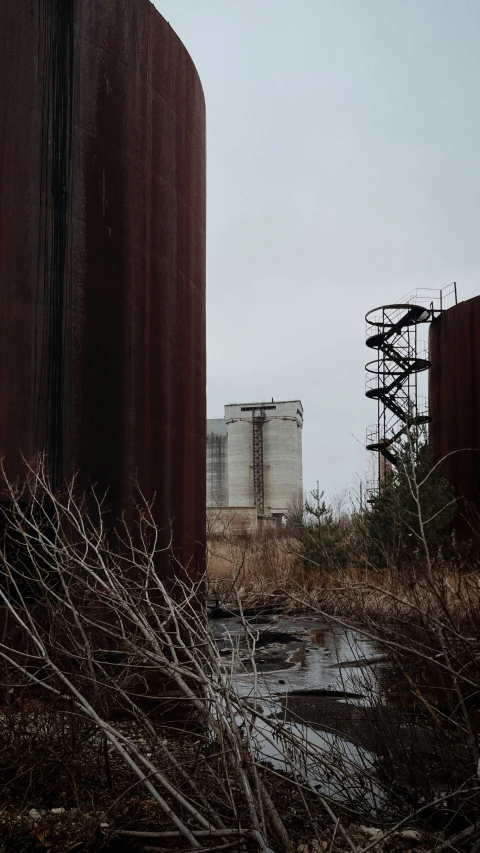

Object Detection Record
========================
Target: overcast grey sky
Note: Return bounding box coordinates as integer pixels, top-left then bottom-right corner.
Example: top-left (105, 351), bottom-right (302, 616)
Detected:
top-left (155, 0), bottom-right (480, 502)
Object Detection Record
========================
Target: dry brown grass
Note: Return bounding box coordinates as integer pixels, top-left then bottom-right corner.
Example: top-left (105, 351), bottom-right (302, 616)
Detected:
top-left (207, 533), bottom-right (390, 615)
top-left (207, 535), bottom-right (307, 608)
top-left (207, 533), bottom-right (480, 624)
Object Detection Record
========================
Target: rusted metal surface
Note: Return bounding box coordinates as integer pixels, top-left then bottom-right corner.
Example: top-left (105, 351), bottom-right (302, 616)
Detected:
top-left (0, 0), bottom-right (206, 579)
top-left (429, 297), bottom-right (480, 545)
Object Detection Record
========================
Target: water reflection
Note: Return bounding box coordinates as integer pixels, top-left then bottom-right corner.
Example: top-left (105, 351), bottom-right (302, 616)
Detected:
top-left (310, 628), bottom-right (325, 646)
top-left (212, 614), bottom-right (388, 814)
top-left (289, 647), bottom-right (307, 668)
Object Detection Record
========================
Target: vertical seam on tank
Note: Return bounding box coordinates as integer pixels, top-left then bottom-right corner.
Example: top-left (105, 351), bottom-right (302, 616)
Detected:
top-left (63, 1), bottom-right (76, 483)
top-left (35, 0), bottom-right (74, 487)
top-left (51, 0), bottom-right (74, 488)
top-left (35, 2), bottom-right (52, 451)
top-left (145, 3), bottom-right (153, 478)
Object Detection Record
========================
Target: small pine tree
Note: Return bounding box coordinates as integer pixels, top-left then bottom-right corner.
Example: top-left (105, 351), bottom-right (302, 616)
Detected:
top-left (364, 429), bottom-right (456, 570)
top-left (290, 488), bottom-right (348, 571)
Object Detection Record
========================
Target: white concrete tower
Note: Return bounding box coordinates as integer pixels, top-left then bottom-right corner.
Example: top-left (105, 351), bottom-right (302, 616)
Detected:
top-left (225, 400), bottom-right (303, 517)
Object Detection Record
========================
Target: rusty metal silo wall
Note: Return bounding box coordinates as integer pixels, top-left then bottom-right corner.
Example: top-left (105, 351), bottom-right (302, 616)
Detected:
top-left (0, 0), bottom-right (206, 579)
top-left (429, 296), bottom-right (480, 544)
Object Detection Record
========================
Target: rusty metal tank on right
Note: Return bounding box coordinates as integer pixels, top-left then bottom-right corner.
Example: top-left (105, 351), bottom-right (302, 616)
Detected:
top-left (429, 295), bottom-right (480, 545)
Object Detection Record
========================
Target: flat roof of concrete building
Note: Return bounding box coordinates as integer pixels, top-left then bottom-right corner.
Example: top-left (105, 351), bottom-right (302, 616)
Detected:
top-left (225, 399), bottom-right (303, 409)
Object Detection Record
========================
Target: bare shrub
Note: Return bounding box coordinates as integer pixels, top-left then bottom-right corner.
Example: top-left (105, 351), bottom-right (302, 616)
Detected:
top-left (2, 455), bottom-right (479, 851)
top-left (0, 458), bottom-right (377, 853)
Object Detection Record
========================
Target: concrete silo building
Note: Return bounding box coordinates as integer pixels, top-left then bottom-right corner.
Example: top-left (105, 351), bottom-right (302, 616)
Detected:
top-left (207, 400), bottom-right (303, 535)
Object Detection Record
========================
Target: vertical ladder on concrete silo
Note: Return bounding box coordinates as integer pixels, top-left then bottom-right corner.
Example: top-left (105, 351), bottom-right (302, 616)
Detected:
top-left (252, 409), bottom-right (266, 515)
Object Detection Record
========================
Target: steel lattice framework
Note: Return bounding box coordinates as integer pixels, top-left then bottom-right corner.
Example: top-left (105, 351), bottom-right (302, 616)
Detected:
top-left (364, 284), bottom-right (457, 496)
top-left (252, 409), bottom-right (266, 515)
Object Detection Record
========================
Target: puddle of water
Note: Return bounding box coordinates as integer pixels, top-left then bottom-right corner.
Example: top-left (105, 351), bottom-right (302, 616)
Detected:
top-left (217, 616), bottom-right (384, 700)
top-left (211, 614), bottom-right (389, 814)
top-left (251, 714), bottom-right (386, 813)
top-left (212, 614), bottom-right (472, 825)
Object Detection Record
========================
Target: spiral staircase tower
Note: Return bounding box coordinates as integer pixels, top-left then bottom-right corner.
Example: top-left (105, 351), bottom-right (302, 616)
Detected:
top-left (365, 285), bottom-right (457, 496)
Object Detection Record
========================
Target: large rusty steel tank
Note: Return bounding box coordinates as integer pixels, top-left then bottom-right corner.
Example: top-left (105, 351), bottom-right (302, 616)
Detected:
top-left (0, 0), bottom-right (206, 580)
top-left (429, 296), bottom-right (480, 546)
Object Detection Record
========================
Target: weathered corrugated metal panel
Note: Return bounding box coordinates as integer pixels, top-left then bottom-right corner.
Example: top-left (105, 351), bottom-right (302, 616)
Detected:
top-left (429, 296), bottom-right (480, 544)
top-left (0, 0), bottom-right (206, 580)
